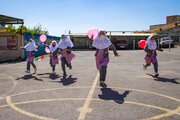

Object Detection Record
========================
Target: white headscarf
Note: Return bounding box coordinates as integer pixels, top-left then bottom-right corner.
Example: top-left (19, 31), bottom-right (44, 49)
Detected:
top-left (145, 35), bottom-right (157, 50)
top-left (92, 30), bottom-right (112, 49)
top-left (49, 40), bottom-right (58, 53)
top-left (24, 39), bottom-right (37, 51)
top-left (59, 35), bottom-right (74, 49)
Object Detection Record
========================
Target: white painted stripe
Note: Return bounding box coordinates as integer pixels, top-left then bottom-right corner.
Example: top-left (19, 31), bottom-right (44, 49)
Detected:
top-left (77, 72), bottom-right (100, 120)
top-left (0, 74), bottom-right (17, 99)
top-left (6, 96), bottom-right (57, 120)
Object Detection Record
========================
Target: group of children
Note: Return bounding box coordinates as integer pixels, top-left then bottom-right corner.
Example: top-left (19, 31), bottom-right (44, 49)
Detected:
top-left (21, 30), bottom-right (163, 87)
top-left (21, 35), bottom-right (75, 76)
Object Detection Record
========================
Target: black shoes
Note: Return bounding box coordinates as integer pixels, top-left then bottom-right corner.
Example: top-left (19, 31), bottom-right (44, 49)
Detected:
top-left (100, 82), bottom-right (107, 88)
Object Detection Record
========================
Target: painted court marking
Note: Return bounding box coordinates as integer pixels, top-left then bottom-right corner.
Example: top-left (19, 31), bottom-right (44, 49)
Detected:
top-left (0, 74), bottom-right (18, 100)
top-left (135, 75), bottom-right (152, 79)
top-left (4, 98), bottom-right (180, 116)
top-left (0, 98), bottom-right (173, 112)
top-left (77, 72), bottom-right (100, 120)
top-left (142, 106), bottom-right (180, 120)
top-left (6, 96), bottom-right (57, 120)
top-left (0, 72), bottom-right (179, 120)
top-left (1, 96), bottom-right (180, 120)
top-left (2, 87), bottom-right (180, 120)
top-left (108, 86), bottom-right (180, 102)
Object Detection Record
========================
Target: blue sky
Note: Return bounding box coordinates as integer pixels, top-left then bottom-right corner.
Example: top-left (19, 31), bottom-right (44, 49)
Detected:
top-left (0, 0), bottom-right (180, 36)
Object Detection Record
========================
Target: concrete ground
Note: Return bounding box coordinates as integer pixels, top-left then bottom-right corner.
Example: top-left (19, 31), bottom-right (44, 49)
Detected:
top-left (0, 47), bottom-right (180, 120)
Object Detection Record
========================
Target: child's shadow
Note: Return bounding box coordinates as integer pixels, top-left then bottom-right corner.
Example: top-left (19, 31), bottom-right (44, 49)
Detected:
top-left (37, 73), bottom-right (61, 80)
top-left (16, 73), bottom-right (43, 81)
top-left (147, 74), bottom-right (179, 84)
top-left (49, 74), bottom-right (61, 80)
top-left (98, 88), bottom-right (131, 104)
top-left (60, 75), bottom-right (77, 86)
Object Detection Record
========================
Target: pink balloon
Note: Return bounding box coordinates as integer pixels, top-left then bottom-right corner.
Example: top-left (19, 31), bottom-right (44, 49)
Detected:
top-left (45, 47), bottom-right (50, 53)
top-left (88, 28), bottom-right (98, 40)
top-left (40, 35), bottom-right (47, 42)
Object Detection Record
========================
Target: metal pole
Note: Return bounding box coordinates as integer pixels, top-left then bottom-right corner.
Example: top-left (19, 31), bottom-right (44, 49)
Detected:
top-left (109, 32), bottom-right (111, 40)
top-left (21, 23), bottom-right (24, 59)
top-left (169, 35), bottom-right (171, 52)
top-left (133, 40), bottom-right (135, 50)
top-left (158, 38), bottom-right (160, 48)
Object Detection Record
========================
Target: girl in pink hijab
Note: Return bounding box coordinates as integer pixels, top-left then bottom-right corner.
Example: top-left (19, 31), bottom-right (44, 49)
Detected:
top-left (58, 35), bottom-right (75, 76)
top-left (143, 35), bottom-right (163, 77)
top-left (20, 39), bottom-right (40, 74)
top-left (43, 41), bottom-right (59, 74)
top-left (91, 30), bottom-right (119, 87)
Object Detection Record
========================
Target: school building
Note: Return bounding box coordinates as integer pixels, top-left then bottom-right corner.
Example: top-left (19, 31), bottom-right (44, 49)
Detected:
top-left (0, 14), bottom-right (60, 62)
top-left (70, 15), bottom-right (180, 49)
top-left (69, 32), bottom-right (152, 49)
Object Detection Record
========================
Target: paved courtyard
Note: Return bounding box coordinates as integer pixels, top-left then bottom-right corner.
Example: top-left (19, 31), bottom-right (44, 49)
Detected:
top-left (0, 47), bottom-right (180, 120)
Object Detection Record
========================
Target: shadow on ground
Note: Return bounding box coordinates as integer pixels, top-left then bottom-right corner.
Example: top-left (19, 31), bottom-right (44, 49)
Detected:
top-left (16, 73), bottom-right (43, 81)
top-left (37, 73), bottom-right (61, 80)
top-left (147, 74), bottom-right (179, 84)
top-left (98, 88), bottom-right (131, 104)
top-left (59, 75), bottom-right (77, 86)
top-left (50, 75), bottom-right (77, 86)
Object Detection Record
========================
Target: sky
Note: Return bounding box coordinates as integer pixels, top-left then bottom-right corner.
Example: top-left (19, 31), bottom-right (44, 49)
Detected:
top-left (0, 0), bottom-right (180, 36)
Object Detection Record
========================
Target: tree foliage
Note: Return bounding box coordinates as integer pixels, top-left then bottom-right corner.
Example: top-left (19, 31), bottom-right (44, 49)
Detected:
top-left (0, 24), bottom-right (49, 35)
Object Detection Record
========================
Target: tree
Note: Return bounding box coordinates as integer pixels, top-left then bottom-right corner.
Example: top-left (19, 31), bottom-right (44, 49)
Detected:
top-left (0, 24), bottom-right (49, 35)
top-left (31, 24), bottom-right (49, 35)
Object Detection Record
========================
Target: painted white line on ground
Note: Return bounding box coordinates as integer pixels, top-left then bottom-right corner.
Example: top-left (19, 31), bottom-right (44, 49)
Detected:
top-left (142, 106), bottom-right (180, 120)
top-left (0, 74), bottom-right (17, 99)
top-left (77, 72), bottom-right (100, 120)
top-left (6, 96), bottom-right (57, 120)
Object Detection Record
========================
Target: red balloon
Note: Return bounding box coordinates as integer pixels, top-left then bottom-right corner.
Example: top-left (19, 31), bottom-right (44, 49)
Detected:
top-left (139, 40), bottom-right (146, 48)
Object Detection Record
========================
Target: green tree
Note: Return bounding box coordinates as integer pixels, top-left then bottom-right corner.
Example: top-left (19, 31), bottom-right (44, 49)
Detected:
top-left (31, 24), bottom-right (49, 35)
top-left (0, 24), bottom-right (49, 35)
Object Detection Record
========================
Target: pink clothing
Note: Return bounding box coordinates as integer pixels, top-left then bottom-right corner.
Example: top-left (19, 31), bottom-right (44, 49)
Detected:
top-left (26, 51), bottom-right (35, 62)
top-left (60, 49), bottom-right (75, 64)
top-left (144, 50), bottom-right (157, 64)
top-left (96, 49), bottom-right (109, 70)
top-left (50, 56), bottom-right (59, 66)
